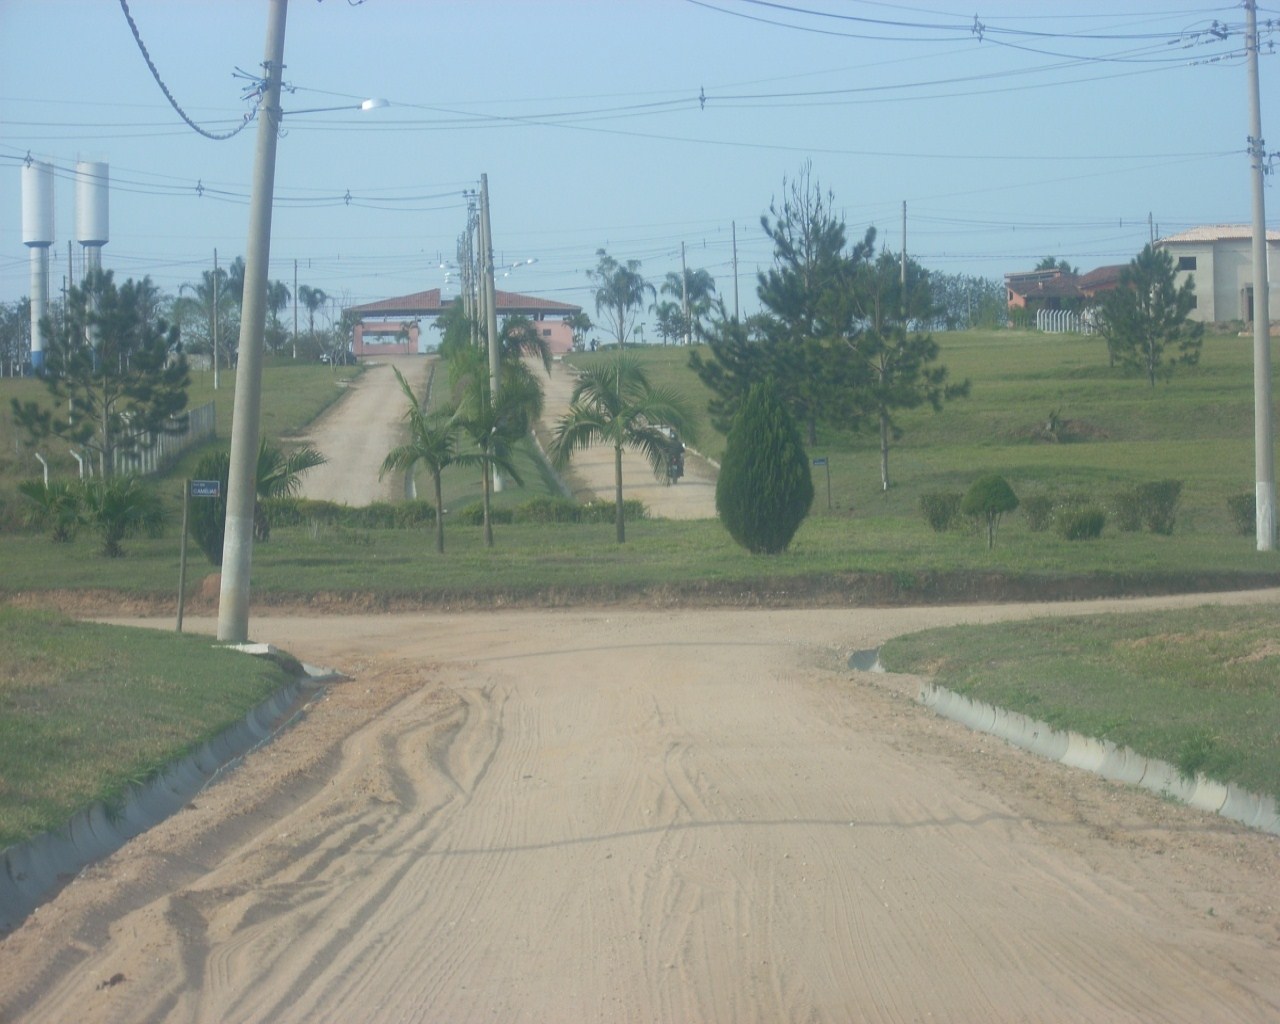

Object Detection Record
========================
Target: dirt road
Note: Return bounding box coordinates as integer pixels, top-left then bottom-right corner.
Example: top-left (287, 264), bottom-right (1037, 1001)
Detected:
top-left (293, 353), bottom-right (715, 518)
top-left (295, 356), bottom-right (433, 506)
top-left (4, 596), bottom-right (1278, 1022)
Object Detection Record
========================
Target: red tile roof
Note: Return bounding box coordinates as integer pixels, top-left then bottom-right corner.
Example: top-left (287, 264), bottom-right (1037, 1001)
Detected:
top-left (351, 288), bottom-right (581, 318)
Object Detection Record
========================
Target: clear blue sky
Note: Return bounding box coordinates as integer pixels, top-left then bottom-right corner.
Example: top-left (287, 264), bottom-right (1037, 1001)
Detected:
top-left (1, 0), bottom-right (1274, 333)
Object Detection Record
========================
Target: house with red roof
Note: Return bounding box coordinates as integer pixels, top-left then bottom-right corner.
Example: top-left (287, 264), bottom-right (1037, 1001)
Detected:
top-left (347, 288), bottom-right (583, 358)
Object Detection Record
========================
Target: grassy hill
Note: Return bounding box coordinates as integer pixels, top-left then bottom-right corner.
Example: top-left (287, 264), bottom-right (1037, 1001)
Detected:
top-left (1, 329), bottom-right (1277, 606)
top-left (572, 328), bottom-right (1272, 537)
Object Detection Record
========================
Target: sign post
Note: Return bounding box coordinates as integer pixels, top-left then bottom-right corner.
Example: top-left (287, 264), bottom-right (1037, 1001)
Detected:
top-left (812, 456), bottom-right (831, 511)
top-left (177, 480), bottom-right (221, 633)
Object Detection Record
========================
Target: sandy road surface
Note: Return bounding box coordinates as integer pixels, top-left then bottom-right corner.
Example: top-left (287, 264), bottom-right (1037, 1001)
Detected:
top-left (4, 596), bottom-right (1279, 1022)
top-left (295, 355), bottom-right (433, 507)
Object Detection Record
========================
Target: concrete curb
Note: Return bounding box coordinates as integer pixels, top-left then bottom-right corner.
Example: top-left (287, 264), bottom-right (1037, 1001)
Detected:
top-left (847, 649), bottom-right (1279, 838)
top-left (0, 658), bottom-right (342, 932)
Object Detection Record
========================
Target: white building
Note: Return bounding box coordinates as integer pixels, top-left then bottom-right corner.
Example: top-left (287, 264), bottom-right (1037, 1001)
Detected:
top-left (1156, 225), bottom-right (1279, 324)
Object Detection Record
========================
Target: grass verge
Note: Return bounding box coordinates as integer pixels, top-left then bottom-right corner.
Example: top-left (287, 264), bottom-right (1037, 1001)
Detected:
top-left (880, 602), bottom-right (1280, 802)
top-left (0, 606), bottom-right (298, 849)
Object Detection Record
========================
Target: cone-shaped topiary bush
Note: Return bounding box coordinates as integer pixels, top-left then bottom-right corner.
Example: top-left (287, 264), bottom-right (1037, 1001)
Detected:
top-left (715, 379), bottom-right (814, 554)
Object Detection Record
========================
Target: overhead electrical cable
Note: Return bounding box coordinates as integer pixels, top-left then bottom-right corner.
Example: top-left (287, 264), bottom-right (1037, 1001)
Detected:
top-left (118, 0), bottom-right (258, 141)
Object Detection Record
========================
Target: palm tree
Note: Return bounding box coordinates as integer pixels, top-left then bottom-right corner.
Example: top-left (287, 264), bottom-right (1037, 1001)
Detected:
top-left (176, 267), bottom-right (237, 366)
top-left (650, 299), bottom-right (684, 346)
top-left (380, 366), bottom-right (466, 554)
top-left (661, 267), bottom-right (717, 344)
top-left (79, 475), bottom-right (166, 557)
top-left (298, 285), bottom-right (329, 347)
top-left (500, 313), bottom-right (552, 374)
top-left (266, 280), bottom-right (292, 354)
top-left (254, 440), bottom-right (326, 541)
top-left (587, 249), bottom-right (653, 348)
top-left (564, 310), bottom-right (593, 350)
top-left (225, 256), bottom-right (247, 312)
top-left (18, 478), bottom-right (82, 542)
top-left (549, 353), bottom-right (696, 543)
top-left (451, 346), bottom-right (540, 547)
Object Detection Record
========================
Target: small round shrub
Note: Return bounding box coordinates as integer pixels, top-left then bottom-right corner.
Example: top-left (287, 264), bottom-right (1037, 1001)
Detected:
top-left (961, 474), bottom-right (1019, 549)
top-left (1056, 506), bottom-right (1106, 541)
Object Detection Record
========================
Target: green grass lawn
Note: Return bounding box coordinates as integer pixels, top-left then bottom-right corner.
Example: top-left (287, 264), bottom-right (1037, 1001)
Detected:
top-left (0, 606), bottom-right (297, 848)
top-left (881, 602), bottom-right (1280, 803)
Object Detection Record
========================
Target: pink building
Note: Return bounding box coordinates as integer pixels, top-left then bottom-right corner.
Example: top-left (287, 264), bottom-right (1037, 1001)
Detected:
top-left (349, 288), bottom-right (581, 358)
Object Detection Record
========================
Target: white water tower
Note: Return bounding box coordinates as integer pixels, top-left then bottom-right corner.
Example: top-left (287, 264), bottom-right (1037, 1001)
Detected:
top-left (21, 161), bottom-right (54, 372)
top-left (75, 161), bottom-right (109, 275)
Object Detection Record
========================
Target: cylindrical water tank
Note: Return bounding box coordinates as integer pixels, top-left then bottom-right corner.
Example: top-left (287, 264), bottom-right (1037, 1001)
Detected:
top-left (21, 161), bottom-right (55, 246)
top-left (76, 161), bottom-right (109, 246)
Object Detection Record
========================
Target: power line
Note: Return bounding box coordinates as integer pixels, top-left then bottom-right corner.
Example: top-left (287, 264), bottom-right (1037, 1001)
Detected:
top-left (118, 0), bottom-right (259, 141)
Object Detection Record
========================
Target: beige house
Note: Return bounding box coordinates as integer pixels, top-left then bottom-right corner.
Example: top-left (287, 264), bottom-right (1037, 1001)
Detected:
top-left (1156, 225), bottom-right (1279, 323)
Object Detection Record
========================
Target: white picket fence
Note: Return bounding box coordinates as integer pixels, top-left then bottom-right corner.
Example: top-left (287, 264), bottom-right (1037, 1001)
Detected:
top-left (111, 401), bottom-right (216, 477)
top-left (1035, 308), bottom-right (1096, 335)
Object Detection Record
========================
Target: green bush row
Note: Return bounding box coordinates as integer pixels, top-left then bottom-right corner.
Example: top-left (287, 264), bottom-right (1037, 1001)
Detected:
top-left (922, 479), bottom-right (1188, 541)
top-left (452, 497), bottom-right (647, 526)
top-left (265, 495), bottom-right (648, 530)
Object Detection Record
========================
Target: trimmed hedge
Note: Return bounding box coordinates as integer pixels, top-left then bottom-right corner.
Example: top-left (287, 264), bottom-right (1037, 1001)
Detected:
top-left (1227, 493), bottom-right (1255, 536)
top-left (919, 492), bottom-right (962, 533)
top-left (1056, 506), bottom-right (1106, 541)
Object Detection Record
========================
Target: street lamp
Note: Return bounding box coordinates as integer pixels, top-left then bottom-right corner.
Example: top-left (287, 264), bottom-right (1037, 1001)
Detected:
top-left (502, 257), bottom-right (538, 278)
top-left (217, 0), bottom-right (384, 642)
top-left (284, 97), bottom-right (389, 116)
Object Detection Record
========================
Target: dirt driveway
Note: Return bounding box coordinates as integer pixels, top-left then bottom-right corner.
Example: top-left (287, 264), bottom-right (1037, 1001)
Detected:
top-left (295, 355), bottom-right (433, 507)
top-left (3, 596), bottom-right (1278, 1022)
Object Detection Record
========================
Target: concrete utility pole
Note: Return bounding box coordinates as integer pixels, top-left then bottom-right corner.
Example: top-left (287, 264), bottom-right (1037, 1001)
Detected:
top-left (292, 258), bottom-right (298, 359)
top-left (213, 248), bottom-right (220, 390)
top-left (681, 241), bottom-right (690, 346)
top-left (901, 201), bottom-right (907, 322)
top-left (218, 0), bottom-right (288, 643)
top-left (1246, 0), bottom-right (1275, 551)
top-left (480, 173), bottom-right (502, 491)
top-left (732, 220), bottom-right (740, 322)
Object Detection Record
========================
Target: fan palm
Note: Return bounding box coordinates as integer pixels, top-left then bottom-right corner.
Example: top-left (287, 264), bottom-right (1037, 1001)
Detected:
top-left (549, 353), bottom-right (696, 543)
top-left (79, 475), bottom-right (165, 557)
top-left (254, 441), bottom-right (326, 541)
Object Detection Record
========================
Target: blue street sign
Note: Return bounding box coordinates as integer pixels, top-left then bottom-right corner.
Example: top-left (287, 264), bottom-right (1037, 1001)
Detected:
top-left (812, 457), bottom-right (828, 467)
top-left (190, 480), bottom-right (221, 498)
